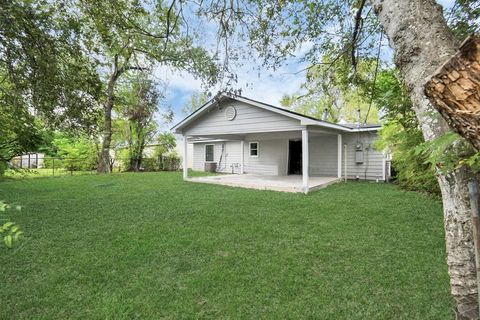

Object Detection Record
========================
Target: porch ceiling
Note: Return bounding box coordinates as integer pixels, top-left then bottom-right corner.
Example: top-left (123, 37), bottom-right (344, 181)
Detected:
top-left (187, 129), bottom-right (337, 142)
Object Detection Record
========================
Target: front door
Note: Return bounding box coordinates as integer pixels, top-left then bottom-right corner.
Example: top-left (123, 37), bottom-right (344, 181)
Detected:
top-left (288, 140), bottom-right (302, 175)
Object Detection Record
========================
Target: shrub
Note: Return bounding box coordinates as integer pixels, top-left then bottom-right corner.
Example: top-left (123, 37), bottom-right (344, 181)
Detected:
top-left (376, 120), bottom-right (440, 195)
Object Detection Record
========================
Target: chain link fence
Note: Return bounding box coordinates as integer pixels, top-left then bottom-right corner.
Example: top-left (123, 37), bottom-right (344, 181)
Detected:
top-left (7, 155), bottom-right (180, 177)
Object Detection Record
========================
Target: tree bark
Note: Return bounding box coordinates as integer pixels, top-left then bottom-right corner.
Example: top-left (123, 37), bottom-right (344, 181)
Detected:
top-left (97, 56), bottom-right (122, 174)
top-left (425, 35), bottom-right (480, 150)
top-left (371, 0), bottom-right (479, 318)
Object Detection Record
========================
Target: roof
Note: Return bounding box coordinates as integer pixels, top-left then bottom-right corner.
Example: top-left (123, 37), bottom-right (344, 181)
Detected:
top-left (171, 92), bottom-right (381, 133)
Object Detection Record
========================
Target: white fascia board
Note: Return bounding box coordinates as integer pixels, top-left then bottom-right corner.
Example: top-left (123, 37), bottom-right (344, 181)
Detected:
top-left (301, 119), bottom-right (349, 131)
top-left (353, 127), bottom-right (381, 132)
top-left (171, 97), bottom-right (220, 133)
top-left (189, 139), bottom-right (228, 144)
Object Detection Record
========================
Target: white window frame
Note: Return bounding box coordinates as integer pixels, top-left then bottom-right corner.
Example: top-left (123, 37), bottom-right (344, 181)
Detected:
top-left (205, 144), bottom-right (215, 162)
top-left (249, 141), bottom-right (259, 158)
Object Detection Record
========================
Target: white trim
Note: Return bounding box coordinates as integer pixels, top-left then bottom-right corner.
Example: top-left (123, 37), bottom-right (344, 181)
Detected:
top-left (240, 140), bottom-right (245, 174)
top-left (285, 139), bottom-right (290, 175)
top-left (183, 135), bottom-right (188, 180)
top-left (190, 139), bottom-right (228, 144)
top-left (204, 144), bottom-right (215, 162)
top-left (249, 141), bottom-right (259, 158)
top-left (302, 129), bottom-right (309, 194)
top-left (382, 153), bottom-right (386, 181)
top-left (337, 134), bottom-right (342, 178)
top-left (344, 144), bottom-right (348, 182)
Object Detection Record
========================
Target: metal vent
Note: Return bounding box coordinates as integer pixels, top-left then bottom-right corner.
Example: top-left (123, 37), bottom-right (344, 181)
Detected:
top-left (225, 106), bottom-right (236, 121)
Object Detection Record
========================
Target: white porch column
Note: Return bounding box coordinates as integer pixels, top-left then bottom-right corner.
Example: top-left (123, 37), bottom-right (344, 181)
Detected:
top-left (337, 134), bottom-right (342, 178)
top-left (302, 129), bottom-right (309, 194)
top-left (183, 134), bottom-right (188, 180)
top-left (382, 153), bottom-right (386, 182)
top-left (240, 140), bottom-right (245, 174)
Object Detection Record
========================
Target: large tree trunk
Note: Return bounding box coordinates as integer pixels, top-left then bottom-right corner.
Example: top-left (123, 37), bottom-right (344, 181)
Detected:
top-left (425, 35), bottom-right (480, 150)
top-left (371, 0), bottom-right (479, 318)
top-left (97, 56), bottom-right (121, 174)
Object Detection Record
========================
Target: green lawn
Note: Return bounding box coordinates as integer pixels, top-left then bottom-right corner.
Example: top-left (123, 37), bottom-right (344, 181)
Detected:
top-left (0, 172), bottom-right (452, 319)
top-left (3, 168), bottom-right (97, 180)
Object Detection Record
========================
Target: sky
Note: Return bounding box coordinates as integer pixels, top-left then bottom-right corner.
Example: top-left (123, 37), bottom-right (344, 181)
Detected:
top-left (159, 0), bottom-right (455, 130)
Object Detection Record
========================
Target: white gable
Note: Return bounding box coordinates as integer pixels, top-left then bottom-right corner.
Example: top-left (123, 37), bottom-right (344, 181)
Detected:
top-left (182, 100), bottom-right (304, 136)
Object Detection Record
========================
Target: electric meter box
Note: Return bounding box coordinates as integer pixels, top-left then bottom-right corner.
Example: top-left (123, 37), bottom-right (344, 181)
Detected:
top-left (355, 143), bottom-right (364, 164)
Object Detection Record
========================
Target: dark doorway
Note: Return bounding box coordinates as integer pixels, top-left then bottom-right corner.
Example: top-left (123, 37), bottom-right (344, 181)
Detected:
top-left (288, 140), bottom-right (302, 175)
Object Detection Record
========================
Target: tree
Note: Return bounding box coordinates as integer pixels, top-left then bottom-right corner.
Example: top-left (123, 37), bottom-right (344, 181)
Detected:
top-left (72, 0), bottom-right (219, 173)
top-left (182, 91), bottom-right (209, 115)
top-left (154, 132), bottom-right (177, 157)
top-left (0, 0), bottom-right (102, 171)
top-left (51, 134), bottom-right (98, 171)
top-left (116, 75), bottom-right (160, 172)
top-left (280, 57), bottom-right (380, 123)
top-left (193, 0), bottom-right (480, 317)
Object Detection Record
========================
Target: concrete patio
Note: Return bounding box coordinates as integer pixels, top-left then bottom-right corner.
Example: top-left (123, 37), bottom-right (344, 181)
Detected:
top-left (187, 174), bottom-right (341, 193)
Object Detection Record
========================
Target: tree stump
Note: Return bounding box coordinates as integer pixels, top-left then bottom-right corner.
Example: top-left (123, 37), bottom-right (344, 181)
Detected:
top-left (425, 35), bottom-right (480, 150)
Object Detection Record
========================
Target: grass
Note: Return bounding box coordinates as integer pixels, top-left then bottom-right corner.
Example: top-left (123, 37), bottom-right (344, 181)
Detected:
top-left (0, 172), bottom-right (452, 319)
top-left (3, 168), bottom-right (97, 180)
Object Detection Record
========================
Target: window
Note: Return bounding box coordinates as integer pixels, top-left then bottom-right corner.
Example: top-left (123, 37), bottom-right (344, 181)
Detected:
top-left (205, 144), bottom-right (214, 162)
top-left (249, 142), bottom-right (259, 157)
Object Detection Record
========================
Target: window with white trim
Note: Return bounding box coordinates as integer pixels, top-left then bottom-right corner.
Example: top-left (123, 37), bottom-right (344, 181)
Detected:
top-left (249, 142), bottom-right (259, 157)
top-left (205, 144), bottom-right (214, 162)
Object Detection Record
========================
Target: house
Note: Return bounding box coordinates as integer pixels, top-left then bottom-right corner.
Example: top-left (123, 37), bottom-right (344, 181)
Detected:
top-left (172, 93), bottom-right (389, 193)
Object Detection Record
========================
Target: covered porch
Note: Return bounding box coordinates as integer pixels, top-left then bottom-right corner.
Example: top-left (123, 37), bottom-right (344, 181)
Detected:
top-left (182, 129), bottom-right (343, 194)
top-left (186, 173), bottom-right (341, 193)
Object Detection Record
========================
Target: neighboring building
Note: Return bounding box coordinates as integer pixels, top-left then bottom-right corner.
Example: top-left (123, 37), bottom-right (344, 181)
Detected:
top-left (172, 93), bottom-right (390, 193)
top-left (11, 153), bottom-right (45, 169)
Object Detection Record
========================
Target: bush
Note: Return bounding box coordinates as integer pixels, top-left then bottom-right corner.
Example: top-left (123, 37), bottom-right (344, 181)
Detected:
top-left (142, 158), bottom-right (159, 171)
top-left (376, 121), bottom-right (440, 196)
top-left (159, 154), bottom-right (180, 171)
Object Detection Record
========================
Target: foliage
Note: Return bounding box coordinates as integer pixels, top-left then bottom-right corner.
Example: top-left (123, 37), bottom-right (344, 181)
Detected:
top-left (50, 135), bottom-right (98, 171)
top-left (373, 69), bottom-right (441, 194)
top-left (0, 201), bottom-right (23, 248)
top-left (376, 121), bottom-right (440, 195)
top-left (280, 57), bottom-right (380, 123)
top-left (415, 133), bottom-right (480, 174)
top-left (75, 0), bottom-right (220, 172)
top-left (154, 132), bottom-right (177, 157)
top-left (446, 0), bottom-right (480, 41)
top-left (182, 91), bottom-right (209, 115)
top-left (0, 0), bottom-right (102, 168)
top-left (116, 75), bottom-right (160, 171)
top-left (0, 173), bottom-right (451, 318)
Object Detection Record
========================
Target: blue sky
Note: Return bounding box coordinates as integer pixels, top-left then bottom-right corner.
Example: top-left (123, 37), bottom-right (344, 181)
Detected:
top-left (158, 0), bottom-right (455, 130)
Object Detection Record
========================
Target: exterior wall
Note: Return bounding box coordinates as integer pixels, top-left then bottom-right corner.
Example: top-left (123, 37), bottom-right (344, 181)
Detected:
top-left (193, 141), bottom-right (242, 174)
top-left (342, 132), bottom-right (385, 181)
top-left (244, 139), bottom-right (288, 175)
top-left (192, 139), bottom-right (289, 175)
top-left (183, 100), bottom-right (303, 136)
top-left (176, 134), bottom-right (194, 169)
top-left (190, 131), bottom-right (386, 181)
top-left (309, 134), bottom-right (338, 177)
top-left (11, 153), bottom-right (45, 169)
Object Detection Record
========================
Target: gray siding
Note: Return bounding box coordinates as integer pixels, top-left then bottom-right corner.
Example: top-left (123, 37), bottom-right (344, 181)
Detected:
top-left (342, 132), bottom-right (385, 181)
top-left (193, 141), bottom-right (242, 173)
top-left (191, 131), bottom-right (385, 181)
top-left (184, 101), bottom-right (303, 136)
top-left (309, 134), bottom-right (338, 177)
top-left (244, 139), bottom-right (288, 176)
